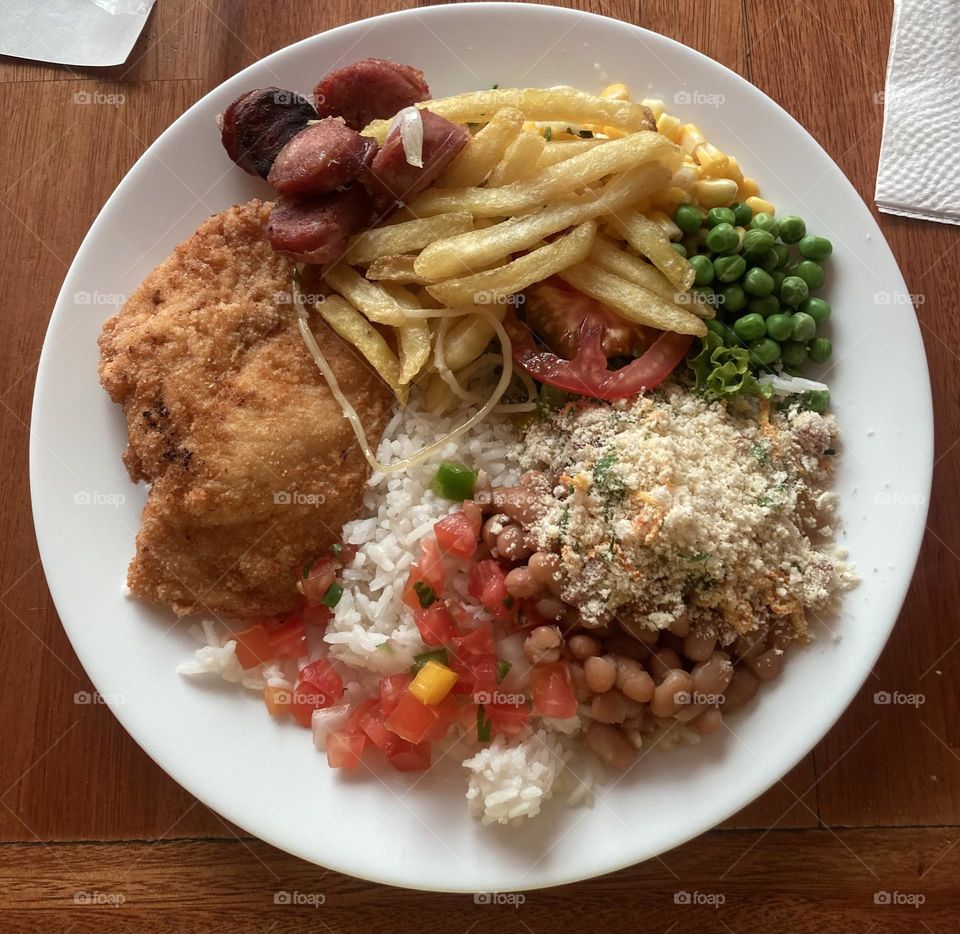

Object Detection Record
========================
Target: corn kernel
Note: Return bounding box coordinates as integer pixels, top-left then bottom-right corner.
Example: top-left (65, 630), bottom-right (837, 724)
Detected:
top-left (679, 123), bottom-right (706, 156)
top-left (409, 660), bottom-right (458, 705)
top-left (724, 155), bottom-right (745, 187)
top-left (656, 112), bottom-right (683, 143)
top-left (694, 142), bottom-right (730, 178)
top-left (651, 186), bottom-right (693, 211)
top-left (739, 177), bottom-right (760, 199)
top-left (672, 164), bottom-right (699, 191)
top-left (640, 97), bottom-right (665, 120)
top-left (692, 177), bottom-right (739, 208)
top-left (601, 82), bottom-right (631, 101)
top-left (746, 195), bottom-right (776, 216)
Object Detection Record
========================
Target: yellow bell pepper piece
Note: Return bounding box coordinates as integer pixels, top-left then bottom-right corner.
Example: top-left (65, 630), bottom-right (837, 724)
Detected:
top-left (409, 660), bottom-right (458, 705)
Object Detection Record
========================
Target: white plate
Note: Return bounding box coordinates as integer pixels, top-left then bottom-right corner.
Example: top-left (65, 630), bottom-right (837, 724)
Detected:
top-left (31, 2), bottom-right (932, 892)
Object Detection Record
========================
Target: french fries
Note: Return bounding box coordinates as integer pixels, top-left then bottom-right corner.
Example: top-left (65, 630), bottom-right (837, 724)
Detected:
top-left (323, 263), bottom-right (408, 326)
top-left (557, 262), bottom-right (707, 337)
top-left (414, 164), bottom-right (669, 280)
top-left (409, 131), bottom-right (681, 217)
top-left (535, 138), bottom-right (604, 168)
top-left (440, 108), bottom-right (525, 187)
top-left (487, 131), bottom-right (547, 187)
top-left (313, 294), bottom-right (404, 398)
top-left (441, 304), bottom-right (507, 372)
top-left (426, 221), bottom-right (596, 306)
top-left (366, 254), bottom-right (434, 285)
top-left (383, 284), bottom-right (433, 386)
top-left (606, 209), bottom-right (695, 292)
top-left (346, 213), bottom-right (472, 264)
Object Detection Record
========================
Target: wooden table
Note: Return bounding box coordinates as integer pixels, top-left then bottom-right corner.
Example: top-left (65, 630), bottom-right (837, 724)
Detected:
top-left (2, 1), bottom-right (958, 931)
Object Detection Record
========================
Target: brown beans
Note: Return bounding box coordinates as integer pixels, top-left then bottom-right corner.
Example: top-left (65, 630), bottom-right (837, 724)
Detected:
top-left (589, 688), bottom-right (631, 724)
top-left (613, 656), bottom-right (655, 703)
top-left (482, 514), bottom-right (507, 551)
top-left (668, 610), bottom-right (691, 637)
top-left (721, 668), bottom-right (760, 712)
top-left (650, 669), bottom-right (693, 718)
top-left (523, 625), bottom-right (562, 664)
top-left (647, 647), bottom-right (683, 682)
top-left (535, 596), bottom-right (566, 621)
top-left (585, 722), bottom-right (636, 770)
top-left (568, 634), bottom-right (601, 661)
top-left (683, 629), bottom-right (718, 663)
top-left (497, 524), bottom-right (531, 562)
top-left (691, 652), bottom-right (734, 697)
top-left (504, 566), bottom-right (539, 599)
top-left (583, 656), bottom-right (617, 694)
top-left (734, 631), bottom-right (767, 661)
top-left (747, 648), bottom-right (784, 681)
top-left (528, 551), bottom-right (563, 594)
top-left (689, 707), bottom-right (724, 735)
top-left (568, 661), bottom-right (591, 701)
top-left (492, 486), bottom-right (541, 526)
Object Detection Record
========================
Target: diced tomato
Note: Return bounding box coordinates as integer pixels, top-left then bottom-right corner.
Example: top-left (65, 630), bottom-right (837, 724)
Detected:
top-left (384, 692), bottom-right (441, 744)
top-left (301, 604), bottom-right (333, 627)
top-left (414, 604), bottom-right (459, 646)
top-left (530, 661), bottom-right (578, 719)
top-left (462, 500), bottom-right (483, 536)
top-left (449, 652), bottom-right (499, 696)
top-left (423, 693), bottom-right (459, 742)
top-left (419, 537), bottom-right (446, 590)
top-left (487, 700), bottom-right (531, 737)
top-left (327, 729), bottom-right (367, 769)
top-left (263, 684), bottom-right (292, 718)
top-left (360, 708), bottom-right (403, 755)
top-left (300, 557), bottom-right (337, 605)
top-left (299, 659), bottom-right (344, 704)
top-left (267, 618), bottom-right (307, 660)
top-left (233, 623), bottom-right (275, 670)
top-left (451, 623), bottom-right (495, 657)
top-left (289, 680), bottom-right (332, 727)
top-left (434, 512), bottom-right (479, 559)
top-left (378, 673), bottom-right (411, 716)
top-left (402, 564), bottom-right (438, 611)
top-left (467, 560), bottom-right (511, 616)
top-left (387, 741), bottom-right (432, 772)
top-left (344, 697), bottom-right (379, 734)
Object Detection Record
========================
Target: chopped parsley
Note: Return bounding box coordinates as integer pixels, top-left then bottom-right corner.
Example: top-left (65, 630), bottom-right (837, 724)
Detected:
top-left (412, 580), bottom-right (437, 608)
top-left (476, 705), bottom-right (492, 742)
top-left (496, 660), bottom-right (512, 683)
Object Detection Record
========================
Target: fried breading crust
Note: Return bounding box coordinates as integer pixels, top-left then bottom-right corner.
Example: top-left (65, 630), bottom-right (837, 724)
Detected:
top-left (99, 200), bottom-right (393, 618)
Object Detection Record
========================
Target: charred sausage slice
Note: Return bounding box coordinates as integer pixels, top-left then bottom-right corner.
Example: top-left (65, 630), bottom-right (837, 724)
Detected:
top-left (219, 88), bottom-right (318, 178)
top-left (267, 117), bottom-right (378, 196)
top-left (266, 186), bottom-right (373, 264)
top-left (364, 109), bottom-right (469, 211)
top-left (313, 58), bottom-right (430, 131)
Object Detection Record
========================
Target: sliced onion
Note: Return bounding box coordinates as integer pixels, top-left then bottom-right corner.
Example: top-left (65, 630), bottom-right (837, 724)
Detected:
top-left (387, 106), bottom-right (423, 168)
top-left (758, 373), bottom-right (830, 396)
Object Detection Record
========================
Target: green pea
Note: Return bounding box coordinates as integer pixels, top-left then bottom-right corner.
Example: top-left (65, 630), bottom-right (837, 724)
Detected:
top-left (743, 267), bottom-right (774, 297)
top-left (750, 338), bottom-right (781, 365)
top-left (719, 284), bottom-right (747, 313)
top-left (791, 312), bottom-right (817, 342)
top-left (780, 275), bottom-right (810, 307)
top-left (706, 222), bottom-right (740, 254)
top-left (674, 203), bottom-right (702, 235)
top-left (773, 243), bottom-right (790, 268)
top-left (800, 297), bottom-right (831, 324)
top-left (801, 389), bottom-right (830, 412)
top-left (756, 248), bottom-right (779, 272)
top-left (793, 259), bottom-right (825, 290)
top-left (777, 215), bottom-right (806, 244)
top-left (750, 212), bottom-right (780, 237)
top-left (733, 313), bottom-right (766, 342)
top-left (731, 201), bottom-right (753, 227)
top-left (799, 235), bottom-right (832, 261)
top-left (749, 295), bottom-right (780, 317)
top-left (706, 207), bottom-right (736, 229)
top-left (671, 242), bottom-right (688, 258)
top-left (742, 228), bottom-right (775, 258)
top-left (808, 337), bottom-right (833, 364)
top-left (781, 340), bottom-right (808, 368)
top-left (713, 253), bottom-right (746, 283)
top-left (689, 254), bottom-right (714, 286)
top-left (765, 313), bottom-right (793, 342)
top-left (771, 269), bottom-right (786, 293)
top-left (705, 318), bottom-right (728, 339)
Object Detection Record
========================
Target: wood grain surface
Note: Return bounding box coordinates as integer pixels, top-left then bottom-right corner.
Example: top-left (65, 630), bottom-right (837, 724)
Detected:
top-left (2, 1), bottom-right (958, 931)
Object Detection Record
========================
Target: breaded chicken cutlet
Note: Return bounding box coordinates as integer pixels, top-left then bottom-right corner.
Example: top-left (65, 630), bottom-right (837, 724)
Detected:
top-left (98, 200), bottom-right (393, 618)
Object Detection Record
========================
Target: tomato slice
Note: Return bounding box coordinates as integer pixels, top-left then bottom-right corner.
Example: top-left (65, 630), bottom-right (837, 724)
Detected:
top-left (434, 512), bottom-right (480, 559)
top-left (450, 623), bottom-right (495, 658)
top-left (487, 700), bottom-right (531, 737)
top-left (233, 623), bottom-right (275, 670)
top-left (299, 659), bottom-right (344, 704)
top-left (384, 692), bottom-right (441, 744)
top-left (300, 557), bottom-right (337, 606)
top-left (403, 563), bottom-right (440, 611)
top-left (378, 673), bottom-right (412, 716)
top-left (344, 697), bottom-right (379, 734)
top-left (289, 680), bottom-right (332, 727)
top-left (387, 741), bottom-right (432, 772)
top-left (414, 604), bottom-right (459, 646)
top-left (267, 618), bottom-right (307, 660)
top-left (419, 538), bottom-right (446, 590)
top-left (360, 708), bottom-right (403, 755)
top-left (422, 693), bottom-right (459, 742)
top-left (327, 730), bottom-right (367, 769)
top-left (505, 309), bottom-right (693, 401)
top-left (450, 652), bottom-right (499, 696)
top-left (467, 561), bottom-right (511, 617)
top-left (530, 661), bottom-right (578, 719)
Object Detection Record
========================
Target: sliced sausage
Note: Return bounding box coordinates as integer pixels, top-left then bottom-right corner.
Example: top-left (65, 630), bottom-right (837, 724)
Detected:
top-left (266, 186), bottom-right (372, 264)
top-left (313, 58), bottom-right (430, 131)
top-left (364, 109), bottom-right (469, 211)
top-left (220, 87), bottom-right (318, 178)
top-left (267, 117), bottom-right (378, 195)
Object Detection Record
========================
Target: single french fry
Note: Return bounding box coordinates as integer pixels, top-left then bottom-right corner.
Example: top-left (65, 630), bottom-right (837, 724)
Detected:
top-left (366, 254), bottom-right (434, 285)
top-left (441, 303), bottom-right (507, 372)
top-left (414, 164), bottom-right (669, 281)
top-left (323, 263), bottom-right (407, 325)
top-left (606, 209), bottom-right (695, 292)
top-left (557, 262), bottom-right (707, 336)
top-left (440, 108), bottom-right (525, 187)
top-left (426, 221), bottom-right (596, 306)
top-left (535, 138), bottom-right (604, 168)
top-left (486, 131), bottom-right (547, 187)
top-left (408, 131), bottom-right (681, 217)
top-left (346, 213), bottom-right (472, 264)
top-left (380, 283), bottom-right (433, 385)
